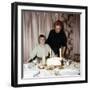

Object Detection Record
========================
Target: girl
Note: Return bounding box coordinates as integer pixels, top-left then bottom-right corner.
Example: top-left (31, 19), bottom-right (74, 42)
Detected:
top-left (28, 34), bottom-right (54, 64)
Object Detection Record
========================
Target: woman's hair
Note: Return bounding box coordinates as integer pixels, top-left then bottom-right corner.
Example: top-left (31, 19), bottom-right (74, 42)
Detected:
top-left (54, 20), bottom-right (64, 32)
top-left (38, 34), bottom-right (46, 43)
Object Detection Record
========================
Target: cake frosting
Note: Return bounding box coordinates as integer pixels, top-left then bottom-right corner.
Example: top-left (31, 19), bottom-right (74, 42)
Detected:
top-left (46, 57), bottom-right (62, 66)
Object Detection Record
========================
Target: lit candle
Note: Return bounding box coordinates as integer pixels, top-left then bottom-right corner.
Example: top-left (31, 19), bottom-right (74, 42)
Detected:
top-left (42, 56), bottom-right (46, 65)
top-left (59, 48), bottom-right (62, 58)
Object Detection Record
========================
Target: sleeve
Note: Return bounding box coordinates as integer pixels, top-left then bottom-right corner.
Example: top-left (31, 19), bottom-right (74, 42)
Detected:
top-left (30, 46), bottom-right (37, 60)
top-left (62, 31), bottom-right (67, 47)
top-left (46, 44), bottom-right (55, 57)
top-left (45, 30), bottom-right (53, 45)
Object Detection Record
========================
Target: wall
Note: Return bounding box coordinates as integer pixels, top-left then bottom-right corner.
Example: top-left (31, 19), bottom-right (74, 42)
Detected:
top-left (0, 0), bottom-right (89, 90)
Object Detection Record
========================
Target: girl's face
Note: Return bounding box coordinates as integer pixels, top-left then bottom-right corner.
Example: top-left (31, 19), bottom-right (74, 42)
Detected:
top-left (39, 37), bottom-right (45, 45)
top-left (55, 25), bottom-right (62, 33)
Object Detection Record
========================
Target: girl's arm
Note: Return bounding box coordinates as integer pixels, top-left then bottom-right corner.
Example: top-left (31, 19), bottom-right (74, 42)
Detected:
top-left (28, 46), bottom-right (37, 62)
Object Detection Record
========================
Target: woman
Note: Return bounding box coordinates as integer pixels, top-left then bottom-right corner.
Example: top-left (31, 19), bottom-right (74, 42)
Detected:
top-left (28, 34), bottom-right (55, 64)
top-left (46, 20), bottom-right (67, 57)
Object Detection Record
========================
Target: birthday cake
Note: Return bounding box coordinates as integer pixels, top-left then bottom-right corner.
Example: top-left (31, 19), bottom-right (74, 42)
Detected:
top-left (46, 57), bottom-right (62, 66)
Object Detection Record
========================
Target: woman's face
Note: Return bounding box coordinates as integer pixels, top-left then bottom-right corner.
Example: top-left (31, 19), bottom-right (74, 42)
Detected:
top-left (39, 37), bottom-right (45, 45)
top-left (55, 25), bottom-right (62, 33)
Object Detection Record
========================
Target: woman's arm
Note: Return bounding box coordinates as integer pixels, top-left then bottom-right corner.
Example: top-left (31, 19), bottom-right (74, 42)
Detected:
top-left (61, 31), bottom-right (67, 57)
top-left (46, 30), bottom-right (53, 45)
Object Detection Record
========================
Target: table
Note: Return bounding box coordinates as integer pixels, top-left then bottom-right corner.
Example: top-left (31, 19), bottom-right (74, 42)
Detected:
top-left (23, 59), bottom-right (80, 79)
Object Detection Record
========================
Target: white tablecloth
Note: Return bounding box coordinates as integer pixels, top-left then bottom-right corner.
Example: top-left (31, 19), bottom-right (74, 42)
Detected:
top-left (23, 61), bottom-right (80, 79)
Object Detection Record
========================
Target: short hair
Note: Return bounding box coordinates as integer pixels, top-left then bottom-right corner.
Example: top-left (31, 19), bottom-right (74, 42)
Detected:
top-left (54, 20), bottom-right (63, 29)
top-left (38, 34), bottom-right (46, 43)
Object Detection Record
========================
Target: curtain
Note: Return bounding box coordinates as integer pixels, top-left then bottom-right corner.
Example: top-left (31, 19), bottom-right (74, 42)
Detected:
top-left (22, 11), bottom-right (80, 63)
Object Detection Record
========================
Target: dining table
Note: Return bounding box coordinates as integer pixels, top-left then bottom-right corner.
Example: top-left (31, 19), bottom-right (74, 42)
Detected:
top-left (23, 58), bottom-right (80, 79)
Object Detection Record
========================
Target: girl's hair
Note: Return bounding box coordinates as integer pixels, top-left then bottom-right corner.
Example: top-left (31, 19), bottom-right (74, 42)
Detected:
top-left (38, 34), bottom-right (46, 43)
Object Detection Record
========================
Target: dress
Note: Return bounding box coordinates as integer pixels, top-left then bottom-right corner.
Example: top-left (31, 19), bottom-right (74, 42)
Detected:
top-left (29, 44), bottom-right (55, 63)
top-left (46, 30), bottom-right (67, 56)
